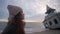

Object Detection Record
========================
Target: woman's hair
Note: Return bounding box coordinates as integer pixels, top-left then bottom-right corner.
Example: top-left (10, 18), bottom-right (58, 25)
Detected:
top-left (15, 12), bottom-right (21, 19)
top-left (13, 12), bottom-right (24, 24)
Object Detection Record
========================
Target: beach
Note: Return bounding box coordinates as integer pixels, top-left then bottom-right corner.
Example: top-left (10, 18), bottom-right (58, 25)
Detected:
top-left (27, 30), bottom-right (60, 34)
top-left (25, 27), bottom-right (49, 34)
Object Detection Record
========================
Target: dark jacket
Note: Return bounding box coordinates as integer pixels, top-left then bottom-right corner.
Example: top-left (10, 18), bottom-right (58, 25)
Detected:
top-left (1, 22), bottom-right (18, 34)
top-left (2, 21), bottom-right (25, 34)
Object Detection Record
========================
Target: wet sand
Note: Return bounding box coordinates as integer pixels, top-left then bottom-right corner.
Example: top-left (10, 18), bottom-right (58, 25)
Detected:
top-left (27, 30), bottom-right (60, 34)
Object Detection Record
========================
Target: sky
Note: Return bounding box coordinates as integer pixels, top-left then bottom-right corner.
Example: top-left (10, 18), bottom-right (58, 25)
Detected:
top-left (47, 0), bottom-right (60, 12)
top-left (0, 0), bottom-right (60, 22)
top-left (0, 0), bottom-right (46, 22)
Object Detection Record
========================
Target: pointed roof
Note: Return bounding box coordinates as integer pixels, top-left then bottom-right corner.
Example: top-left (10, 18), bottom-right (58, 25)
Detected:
top-left (45, 5), bottom-right (55, 14)
top-left (46, 5), bottom-right (51, 11)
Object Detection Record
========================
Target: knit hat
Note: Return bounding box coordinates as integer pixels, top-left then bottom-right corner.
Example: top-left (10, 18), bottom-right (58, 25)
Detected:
top-left (7, 5), bottom-right (23, 21)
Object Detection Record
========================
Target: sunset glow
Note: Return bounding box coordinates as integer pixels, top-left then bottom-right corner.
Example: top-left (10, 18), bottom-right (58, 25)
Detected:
top-left (0, 19), bottom-right (8, 22)
top-left (0, 19), bottom-right (43, 23)
top-left (23, 19), bottom-right (43, 23)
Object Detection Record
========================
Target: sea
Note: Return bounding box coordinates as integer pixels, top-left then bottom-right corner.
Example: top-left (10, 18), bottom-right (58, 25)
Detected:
top-left (0, 22), bottom-right (48, 34)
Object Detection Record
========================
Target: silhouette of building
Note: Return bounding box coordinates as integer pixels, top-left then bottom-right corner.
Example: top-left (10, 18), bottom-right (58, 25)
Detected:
top-left (43, 5), bottom-right (60, 29)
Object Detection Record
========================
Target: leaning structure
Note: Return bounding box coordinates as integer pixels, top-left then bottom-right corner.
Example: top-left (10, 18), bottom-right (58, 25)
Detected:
top-left (43, 5), bottom-right (60, 29)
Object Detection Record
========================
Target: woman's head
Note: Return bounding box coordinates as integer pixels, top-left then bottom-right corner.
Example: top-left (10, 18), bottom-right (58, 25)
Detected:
top-left (7, 5), bottom-right (24, 21)
top-left (15, 11), bottom-right (24, 21)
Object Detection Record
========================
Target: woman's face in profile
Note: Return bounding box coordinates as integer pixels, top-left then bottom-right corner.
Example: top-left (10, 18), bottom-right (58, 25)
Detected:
top-left (18, 11), bottom-right (24, 20)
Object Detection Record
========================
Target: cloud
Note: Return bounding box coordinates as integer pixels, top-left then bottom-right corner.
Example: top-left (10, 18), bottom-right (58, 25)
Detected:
top-left (0, 0), bottom-right (9, 19)
top-left (47, 0), bottom-right (60, 12)
top-left (29, 14), bottom-right (45, 21)
top-left (17, 0), bottom-right (47, 19)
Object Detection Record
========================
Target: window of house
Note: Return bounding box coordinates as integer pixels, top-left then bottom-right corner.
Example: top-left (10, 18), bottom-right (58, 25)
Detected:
top-left (54, 19), bottom-right (58, 24)
top-left (49, 21), bottom-right (52, 25)
top-left (45, 23), bottom-right (48, 26)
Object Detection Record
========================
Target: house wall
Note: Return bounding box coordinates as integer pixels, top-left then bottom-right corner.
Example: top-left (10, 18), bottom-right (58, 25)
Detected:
top-left (44, 13), bottom-right (60, 29)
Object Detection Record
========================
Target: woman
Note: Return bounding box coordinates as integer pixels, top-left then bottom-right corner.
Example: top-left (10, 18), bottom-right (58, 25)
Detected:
top-left (2, 5), bottom-right (25, 34)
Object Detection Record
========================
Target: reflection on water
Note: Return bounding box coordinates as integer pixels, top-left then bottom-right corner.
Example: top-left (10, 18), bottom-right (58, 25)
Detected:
top-left (0, 22), bottom-right (48, 33)
top-left (0, 22), bottom-right (7, 33)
